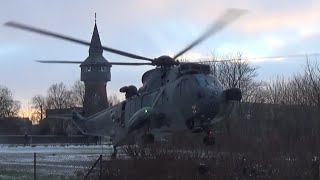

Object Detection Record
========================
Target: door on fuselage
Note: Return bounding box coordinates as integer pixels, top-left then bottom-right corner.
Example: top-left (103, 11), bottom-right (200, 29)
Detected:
top-left (124, 96), bottom-right (142, 126)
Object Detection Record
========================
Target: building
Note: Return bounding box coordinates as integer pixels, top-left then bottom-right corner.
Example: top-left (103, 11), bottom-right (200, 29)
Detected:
top-left (42, 107), bottom-right (82, 135)
top-left (80, 21), bottom-right (111, 117)
top-left (0, 117), bottom-right (32, 135)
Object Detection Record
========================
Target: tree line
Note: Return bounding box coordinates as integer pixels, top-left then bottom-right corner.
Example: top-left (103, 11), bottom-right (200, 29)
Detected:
top-left (204, 53), bottom-right (320, 108)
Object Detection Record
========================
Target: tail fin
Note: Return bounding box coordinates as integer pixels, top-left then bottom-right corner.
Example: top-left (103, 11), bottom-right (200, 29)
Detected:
top-left (71, 111), bottom-right (87, 135)
top-left (72, 111), bottom-right (85, 121)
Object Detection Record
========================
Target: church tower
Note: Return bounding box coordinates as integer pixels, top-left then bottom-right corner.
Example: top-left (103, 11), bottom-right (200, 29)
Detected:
top-left (80, 21), bottom-right (111, 117)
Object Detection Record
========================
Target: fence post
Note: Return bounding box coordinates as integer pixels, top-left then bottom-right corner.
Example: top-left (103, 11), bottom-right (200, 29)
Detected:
top-left (99, 155), bottom-right (102, 180)
top-left (34, 152), bottom-right (36, 180)
top-left (84, 155), bottom-right (102, 180)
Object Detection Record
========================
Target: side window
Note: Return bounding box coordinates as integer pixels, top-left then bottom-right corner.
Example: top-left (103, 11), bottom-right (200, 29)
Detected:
top-left (195, 75), bottom-right (209, 87)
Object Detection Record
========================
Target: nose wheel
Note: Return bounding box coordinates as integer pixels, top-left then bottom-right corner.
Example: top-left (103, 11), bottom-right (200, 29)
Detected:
top-left (203, 130), bottom-right (215, 145)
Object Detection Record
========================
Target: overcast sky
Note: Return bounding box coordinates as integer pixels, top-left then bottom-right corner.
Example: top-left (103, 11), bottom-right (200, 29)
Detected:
top-left (0, 0), bottom-right (320, 111)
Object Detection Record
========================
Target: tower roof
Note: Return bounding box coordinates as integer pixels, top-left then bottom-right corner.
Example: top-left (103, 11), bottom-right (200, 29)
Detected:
top-left (89, 23), bottom-right (103, 56)
top-left (81, 22), bottom-right (110, 67)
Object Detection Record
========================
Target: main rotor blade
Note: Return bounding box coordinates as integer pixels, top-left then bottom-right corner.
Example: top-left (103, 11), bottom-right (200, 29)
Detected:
top-left (109, 62), bottom-right (153, 66)
top-left (244, 53), bottom-right (320, 60)
top-left (173, 8), bottom-right (247, 60)
top-left (36, 60), bottom-right (83, 64)
top-left (5, 22), bottom-right (154, 61)
top-left (199, 53), bottom-right (320, 63)
top-left (36, 60), bottom-right (153, 66)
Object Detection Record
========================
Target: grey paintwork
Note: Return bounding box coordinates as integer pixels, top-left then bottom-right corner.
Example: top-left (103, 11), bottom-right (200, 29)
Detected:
top-left (72, 63), bottom-right (234, 148)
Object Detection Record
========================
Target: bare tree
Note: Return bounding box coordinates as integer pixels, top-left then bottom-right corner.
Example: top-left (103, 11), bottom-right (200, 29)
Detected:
top-left (46, 82), bottom-right (75, 109)
top-left (0, 85), bottom-right (21, 118)
top-left (294, 59), bottom-right (320, 107)
top-left (203, 53), bottom-right (259, 102)
top-left (107, 94), bottom-right (122, 107)
top-left (254, 58), bottom-right (320, 107)
top-left (71, 80), bottom-right (85, 107)
top-left (244, 81), bottom-right (269, 103)
top-left (31, 95), bottom-right (46, 122)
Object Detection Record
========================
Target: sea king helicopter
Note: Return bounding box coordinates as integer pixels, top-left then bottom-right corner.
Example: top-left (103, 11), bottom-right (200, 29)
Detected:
top-left (6, 9), bottom-right (246, 156)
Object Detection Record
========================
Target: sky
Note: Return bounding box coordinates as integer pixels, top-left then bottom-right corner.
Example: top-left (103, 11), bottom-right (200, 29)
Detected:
top-left (0, 0), bottom-right (320, 112)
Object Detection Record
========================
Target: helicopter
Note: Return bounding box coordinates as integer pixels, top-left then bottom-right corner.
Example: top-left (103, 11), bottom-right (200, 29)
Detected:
top-left (5, 9), bottom-right (246, 156)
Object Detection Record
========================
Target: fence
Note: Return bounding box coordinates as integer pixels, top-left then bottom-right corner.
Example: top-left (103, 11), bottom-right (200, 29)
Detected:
top-left (0, 146), bottom-right (108, 180)
top-left (0, 135), bottom-right (99, 145)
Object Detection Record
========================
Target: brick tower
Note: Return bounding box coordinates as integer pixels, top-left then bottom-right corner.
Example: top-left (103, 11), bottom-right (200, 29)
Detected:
top-left (80, 22), bottom-right (111, 117)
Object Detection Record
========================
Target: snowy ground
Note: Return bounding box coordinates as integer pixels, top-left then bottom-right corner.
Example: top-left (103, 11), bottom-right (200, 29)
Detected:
top-left (0, 144), bottom-right (116, 180)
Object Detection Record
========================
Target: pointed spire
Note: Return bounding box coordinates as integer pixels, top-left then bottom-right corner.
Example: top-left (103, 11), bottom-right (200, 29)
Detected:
top-left (89, 14), bottom-right (103, 56)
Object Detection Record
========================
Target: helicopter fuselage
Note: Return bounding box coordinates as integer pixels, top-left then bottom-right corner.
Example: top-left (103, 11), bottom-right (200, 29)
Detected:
top-left (73, 63), bottom-right (237, 147)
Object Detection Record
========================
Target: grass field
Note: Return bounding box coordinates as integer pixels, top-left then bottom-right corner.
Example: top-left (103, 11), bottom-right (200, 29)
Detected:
top-left (0, 144), bottom-right (113, 180)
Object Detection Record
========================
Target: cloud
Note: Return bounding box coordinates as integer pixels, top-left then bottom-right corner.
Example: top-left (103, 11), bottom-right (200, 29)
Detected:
top-left (297, 25), bottom-right (320, 39)
top-left (242, 6), bottom-right (320, 32)
top-left (263, 36), bottom-right (286, 49)
top-left (102, 0), bottom-right (320, 35)
top-left (2, 0), bottom-right (320, 33)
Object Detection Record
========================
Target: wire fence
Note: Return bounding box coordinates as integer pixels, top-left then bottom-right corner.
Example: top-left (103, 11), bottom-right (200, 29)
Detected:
top-left (0, 148), bottom-right (108, 180)
top-left (1, 144), bottom-right (319, 180)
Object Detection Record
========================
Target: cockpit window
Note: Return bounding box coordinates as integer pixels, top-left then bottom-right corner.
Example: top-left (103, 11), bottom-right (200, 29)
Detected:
top-left (195, 75), bottom-right (209, 87)
top-left (207, 76), bottom-right (223, 88)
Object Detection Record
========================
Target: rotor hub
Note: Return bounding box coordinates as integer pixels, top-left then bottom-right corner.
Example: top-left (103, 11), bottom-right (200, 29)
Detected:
top-left (153, 55), bottom-right (179, 67)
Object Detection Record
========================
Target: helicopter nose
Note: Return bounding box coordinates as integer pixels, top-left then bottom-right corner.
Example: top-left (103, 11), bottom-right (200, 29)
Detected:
top-left (187, 88), bottom-right (242, 130)
top-left (193, 97), bottom-right (222, 120)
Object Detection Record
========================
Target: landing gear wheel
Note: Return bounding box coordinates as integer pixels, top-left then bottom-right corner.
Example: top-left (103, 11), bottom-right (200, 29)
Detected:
top-left (203, 136), bottom-right (215, 145)
top-left (141, 134), bottom-right (155, 144)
